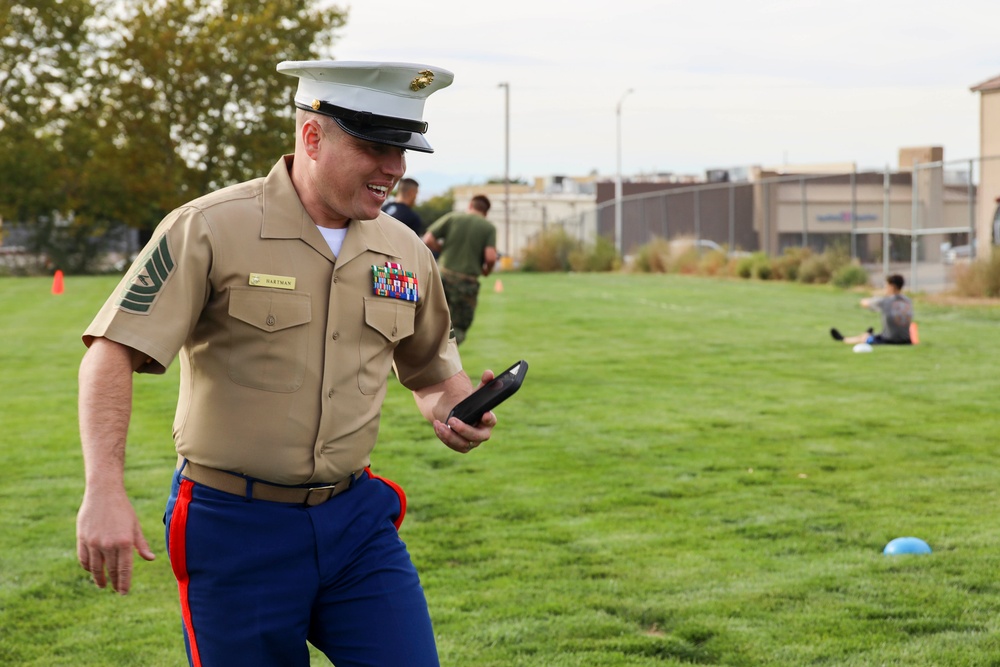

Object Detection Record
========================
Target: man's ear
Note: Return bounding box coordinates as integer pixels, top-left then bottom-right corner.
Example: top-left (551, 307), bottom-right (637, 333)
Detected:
top-left (302, 118), bottom-right (323, 158)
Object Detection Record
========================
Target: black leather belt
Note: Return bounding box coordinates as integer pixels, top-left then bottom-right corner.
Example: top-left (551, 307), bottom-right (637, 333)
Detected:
top-left (179, 460), bottom-right (361, 506)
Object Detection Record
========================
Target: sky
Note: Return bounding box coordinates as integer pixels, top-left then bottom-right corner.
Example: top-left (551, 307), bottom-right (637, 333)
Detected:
top-left (328, 0), bottom-right (1000, 198)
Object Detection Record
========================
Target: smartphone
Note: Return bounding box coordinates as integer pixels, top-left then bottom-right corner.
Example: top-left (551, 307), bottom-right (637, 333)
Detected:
top-left (447, 360), bottom-right (528, 425)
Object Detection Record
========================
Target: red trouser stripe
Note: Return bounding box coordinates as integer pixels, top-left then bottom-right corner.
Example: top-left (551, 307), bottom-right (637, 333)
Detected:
top-left (365, 468), bottom-right (407, 530)
top-left (169, 479), bottom-right (203, 667)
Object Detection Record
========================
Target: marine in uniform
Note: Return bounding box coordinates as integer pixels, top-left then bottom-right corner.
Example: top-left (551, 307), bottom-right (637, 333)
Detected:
top-left (422, 196), bottom-right (498, 345)
top-left (76, 60), bottom-right (498, 667)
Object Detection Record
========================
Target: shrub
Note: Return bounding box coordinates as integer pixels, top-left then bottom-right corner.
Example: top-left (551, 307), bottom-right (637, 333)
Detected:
top-left (671, 246), bottom-right (702, 275)
top-left (772, 247), bottom-right (812, 281)
top-left (952, 249), bottom-right (1000, 297)
top-left (568, 236), bottom-right (621, 272)
top-left (520, 228), bottom-right (581, 272)
top-left (736, 252), bottom-right (772, 280)
top-left (736, 255), bottom-right (755, 279)
top-left (831, 262), bottom-right (869, 288)
top-left (754, 257), bottom-right (773, 280)
top-left (631, 237), bottom-right (672, 273)
top-left (697, 249), bottom-right (731, 276)
top-left (797, 255), bottom-right (832, 284)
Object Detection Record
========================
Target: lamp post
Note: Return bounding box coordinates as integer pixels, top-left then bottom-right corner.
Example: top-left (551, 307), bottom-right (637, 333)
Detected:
top-left (499, 82), bottom-right (510, 259)
top-left (615, 88), bottom-right (633, 255)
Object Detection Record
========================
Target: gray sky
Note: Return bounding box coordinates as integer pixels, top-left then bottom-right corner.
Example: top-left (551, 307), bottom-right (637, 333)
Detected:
top-left (331, 0), bottom-right (1000, 196)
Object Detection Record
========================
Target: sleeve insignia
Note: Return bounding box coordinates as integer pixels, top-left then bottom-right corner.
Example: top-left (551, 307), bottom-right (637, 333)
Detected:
top-left (116, 235), bottom-right (175, 314)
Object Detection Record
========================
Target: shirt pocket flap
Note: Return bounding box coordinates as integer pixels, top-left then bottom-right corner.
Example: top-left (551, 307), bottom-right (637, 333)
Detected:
top-left (229, 288), bottom-right (311, 333)
top-left (363, 297), bottom-right (415, 342)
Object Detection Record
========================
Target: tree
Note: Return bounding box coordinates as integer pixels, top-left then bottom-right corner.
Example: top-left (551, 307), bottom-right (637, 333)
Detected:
top-left (0, 0), bottom-right (348, 272)
top-left (0, 0), bottom-right (97, 222)
top-left (416, 192), bottom-right (456, 227)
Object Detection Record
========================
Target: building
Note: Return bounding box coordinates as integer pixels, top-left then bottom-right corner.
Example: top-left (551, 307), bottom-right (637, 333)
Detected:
top-left (971, 73), bottom-right (1000, 258)
top-left (451, 177), bottom-right (597, 261)
top-left (594, 147), bottom-right (977, 265)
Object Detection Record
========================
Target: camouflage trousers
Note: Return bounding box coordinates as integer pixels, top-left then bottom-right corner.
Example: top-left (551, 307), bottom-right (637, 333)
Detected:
top-left (440, 269), bottom-right (480, 346)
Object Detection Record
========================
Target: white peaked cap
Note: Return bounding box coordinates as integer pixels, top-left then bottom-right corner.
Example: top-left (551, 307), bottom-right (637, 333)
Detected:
top-left (277, 60), bottom-right (454, 153)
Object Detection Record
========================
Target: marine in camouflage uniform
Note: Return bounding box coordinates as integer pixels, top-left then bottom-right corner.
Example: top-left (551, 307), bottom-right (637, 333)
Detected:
top-left (440, 269), bottom-right (480, 344)
top-left (423, 195), bottom-right (498, 345)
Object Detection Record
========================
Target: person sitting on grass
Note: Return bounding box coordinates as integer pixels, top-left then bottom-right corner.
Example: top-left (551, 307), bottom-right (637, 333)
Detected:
top-left (830, 273), bottom-right (913, 345)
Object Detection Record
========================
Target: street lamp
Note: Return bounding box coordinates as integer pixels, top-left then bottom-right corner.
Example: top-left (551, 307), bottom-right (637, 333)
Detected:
top-left (615, 88), bottom-right (634, 255)
top-left (499, 82), bottom-right (510, 259)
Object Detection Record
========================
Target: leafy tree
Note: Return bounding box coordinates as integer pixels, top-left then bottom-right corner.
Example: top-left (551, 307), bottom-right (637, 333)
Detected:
top-left (0, 0), bottom-right (97, 222)
top-left (0, 0), bottom-right (347, 272)
top-left (416, 191), bottom-right (456, 227)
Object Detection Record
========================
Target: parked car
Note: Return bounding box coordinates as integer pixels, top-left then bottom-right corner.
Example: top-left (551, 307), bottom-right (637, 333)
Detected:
top-left (668, 238), bottom-right (750, 257)
top-left (941, 240), bottom-right (975, 264)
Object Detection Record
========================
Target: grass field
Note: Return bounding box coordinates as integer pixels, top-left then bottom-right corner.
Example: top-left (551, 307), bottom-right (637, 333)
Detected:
top-left (2, 272), bottom-right (1000, 666)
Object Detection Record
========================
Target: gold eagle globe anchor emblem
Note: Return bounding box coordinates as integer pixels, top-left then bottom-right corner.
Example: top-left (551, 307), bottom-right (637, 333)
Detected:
top-left (410, 70), bottom-right (435, 91)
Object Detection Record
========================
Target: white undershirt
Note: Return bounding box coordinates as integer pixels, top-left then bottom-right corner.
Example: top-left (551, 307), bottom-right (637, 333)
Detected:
top-left (317, 225), bottom-right (348, 256)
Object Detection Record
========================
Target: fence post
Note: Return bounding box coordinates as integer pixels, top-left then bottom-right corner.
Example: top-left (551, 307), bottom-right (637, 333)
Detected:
top-left (968, 158), bottom-right (976, 260)
top-left (850, 169), bottom-right (857, 261)
top-left (694, 190), bottom-right (701, 243)
top-left (800, 177), bottom-right (808, 248)
top-left (728, 184), bottom-right (735, 250)
top-left (911, 162), bottom-right (919, 291)
top-left (882, 165), bottom-right (890, 277)
top-left (661, 192), bottom-right (668, 239)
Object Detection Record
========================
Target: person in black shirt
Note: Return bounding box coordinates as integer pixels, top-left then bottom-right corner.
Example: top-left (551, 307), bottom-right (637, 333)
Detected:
top-left (382, 177), bottom-right (423, 236)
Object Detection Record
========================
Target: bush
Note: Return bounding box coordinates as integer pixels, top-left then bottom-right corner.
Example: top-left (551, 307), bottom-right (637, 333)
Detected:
top-left (772, 247), bottom-right (812, 281)
top-left (520, 228), bottom-right (581, 272)
top-left (697, 249), bottom-right (732, 276)
top-left (737, 252), bottom-right (772, 280)
top-left (520, 230), bottom-right (620, 273)
top-left (797, 255), bottom-right (832, 284)
top-left (631, 237), bottom-right (672, 273)
top-left (831, 262), bottom-right (869, 288)
top-left (952, 249), bottom-right (1000, 297)
top-left (568, 235), bottom-right (621, 272)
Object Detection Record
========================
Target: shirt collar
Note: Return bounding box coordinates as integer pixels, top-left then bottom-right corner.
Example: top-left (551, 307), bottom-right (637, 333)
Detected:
top-left (260, 155), bottom-right (401, 265)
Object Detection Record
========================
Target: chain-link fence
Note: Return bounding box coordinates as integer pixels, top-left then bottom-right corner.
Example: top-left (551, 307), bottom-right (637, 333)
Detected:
top-left (511, 155), bottom-right (1000, 292)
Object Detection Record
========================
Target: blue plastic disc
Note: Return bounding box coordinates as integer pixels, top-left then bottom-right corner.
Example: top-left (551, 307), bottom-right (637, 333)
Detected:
top-left (883, 537), bottom-right (932, 555)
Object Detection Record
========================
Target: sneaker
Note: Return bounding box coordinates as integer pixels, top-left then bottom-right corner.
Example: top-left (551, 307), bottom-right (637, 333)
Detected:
top-left (830, 328), bottom-right (844, 341)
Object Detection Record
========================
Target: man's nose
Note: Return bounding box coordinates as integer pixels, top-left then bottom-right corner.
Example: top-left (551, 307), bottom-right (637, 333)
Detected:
top-left (383, 150), bottom-right (406, 177)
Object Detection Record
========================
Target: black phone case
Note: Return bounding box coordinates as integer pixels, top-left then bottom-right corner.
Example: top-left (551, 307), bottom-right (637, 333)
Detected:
top-left (447, 360), bottom-right (528, 425)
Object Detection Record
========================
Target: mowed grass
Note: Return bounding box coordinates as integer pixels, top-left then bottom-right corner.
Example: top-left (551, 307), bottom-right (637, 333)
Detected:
top-left (2, 272), bottom-right (1000, 666)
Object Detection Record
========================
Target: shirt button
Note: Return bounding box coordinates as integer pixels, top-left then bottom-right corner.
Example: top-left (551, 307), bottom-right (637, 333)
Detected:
top-left (333, 275), bottom-right (339, 283)
top-left (331, 332), bottom-right (340, 340)
top-left (266, 315), bottom-right (276, 326)
top-left (328, 388), bottom-right (335, 398)
top-left (391, 326), bottom-right (397, 336)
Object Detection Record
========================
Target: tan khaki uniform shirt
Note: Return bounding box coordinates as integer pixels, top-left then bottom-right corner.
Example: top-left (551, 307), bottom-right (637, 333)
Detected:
top-left (85, 156), bottom-right (462, 484)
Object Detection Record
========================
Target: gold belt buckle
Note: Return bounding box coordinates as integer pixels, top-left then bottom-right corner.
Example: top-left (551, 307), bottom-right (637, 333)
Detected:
top-left (304, 483), bottom-right (338, 506)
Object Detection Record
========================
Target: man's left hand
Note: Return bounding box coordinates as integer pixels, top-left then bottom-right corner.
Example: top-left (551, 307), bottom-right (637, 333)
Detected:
top-left (433, 370), bottom-right (498, 453)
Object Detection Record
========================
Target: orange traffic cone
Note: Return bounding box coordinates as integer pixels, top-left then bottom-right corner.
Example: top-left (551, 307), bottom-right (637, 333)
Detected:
top-left (51, 269), bottom-right (64, 295)
top-left (494, 279), bottom-right (504, 293)
top-left (909, 322), bottom-right (920, 345)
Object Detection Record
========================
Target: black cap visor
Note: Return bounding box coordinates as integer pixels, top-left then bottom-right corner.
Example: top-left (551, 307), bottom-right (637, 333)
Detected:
top-left (298, 101), bottom-right (434, 153)
top-left (334, 117), bottom-right (434, 153)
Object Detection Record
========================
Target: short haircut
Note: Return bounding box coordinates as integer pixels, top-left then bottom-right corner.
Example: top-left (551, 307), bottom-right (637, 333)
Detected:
top-left (470, 194), bottom-right (491, 214)
top-left (399, 177), bottom-right (419, 192)
top-left (887, 274), bottom-right (905, 290)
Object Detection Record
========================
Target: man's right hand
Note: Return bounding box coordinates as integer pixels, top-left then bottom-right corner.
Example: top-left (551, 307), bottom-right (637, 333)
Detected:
top-left (76, 489), bottom-right (155, 595)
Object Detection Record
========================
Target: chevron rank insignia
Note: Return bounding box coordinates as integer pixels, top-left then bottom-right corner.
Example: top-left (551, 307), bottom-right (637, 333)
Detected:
top-left (371, 262), bottom-right (419, 302)
top-left (116, 235), bottom-right (175, 314)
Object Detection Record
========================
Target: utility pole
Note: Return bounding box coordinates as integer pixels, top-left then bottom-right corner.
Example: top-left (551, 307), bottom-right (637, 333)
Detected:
top-left (615, 88), bottom-right (633, 255)
top-left (499, 82), bottom-right (511, 258)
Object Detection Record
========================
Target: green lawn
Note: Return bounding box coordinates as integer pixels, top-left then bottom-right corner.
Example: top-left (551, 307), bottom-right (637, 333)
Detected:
top-left (2, 272), bottom-right (1000, 666)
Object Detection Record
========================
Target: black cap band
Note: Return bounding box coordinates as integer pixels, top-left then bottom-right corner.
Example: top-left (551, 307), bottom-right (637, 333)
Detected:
top-left (297, 100), bottom-right (429, 134)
